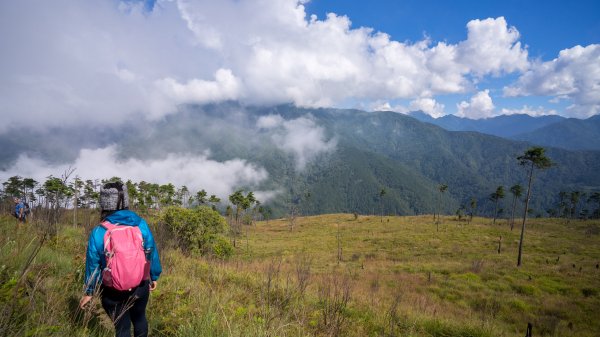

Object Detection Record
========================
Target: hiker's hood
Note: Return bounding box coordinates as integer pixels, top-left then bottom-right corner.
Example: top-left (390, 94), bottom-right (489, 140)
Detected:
top-left (105, 209), bottom-right (142, 227)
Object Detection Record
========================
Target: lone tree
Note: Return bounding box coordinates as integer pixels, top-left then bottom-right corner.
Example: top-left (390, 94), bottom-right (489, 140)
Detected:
top-left (468, 197), bottom-right (477, 223)
top-left (490, 186), bottom-right (505, 225)
top-left (196, 189), bottom-right (208, 205)
top-left (379, 188), bottom-right (386, 223)
top-left (517, 147), bottom-right (553, 267)
top-left (436, 184), bottom-right (448, 228)
top-left (569, 191), bottom-right (582, 220)
top-left (434, 184), bottom-right (448, 231)
top-left (208, 194), bottom-right (221, 211)
top-left (509, 184), bottom-right (523, 231)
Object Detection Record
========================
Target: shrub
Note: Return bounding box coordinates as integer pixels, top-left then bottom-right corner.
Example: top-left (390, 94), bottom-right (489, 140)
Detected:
top-left (511, 284), bottom-right (539, 296)
top-left (211, 235), bottom-right (233, 259)
top-left (509, 298), bottom-right (530, 312)
top-left (581, 288), bottom-right (597, 297)
top-left (160, 206), bottom-right (232, 258)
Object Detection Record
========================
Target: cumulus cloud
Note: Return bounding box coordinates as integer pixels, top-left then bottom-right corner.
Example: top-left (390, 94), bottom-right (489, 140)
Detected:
top-left (409, 98), bottom-right (446, 118)
top-left (257, 114), bottom-right (336, 170)
top-left (0, 146), bottom-right (270, 200)
top-left (373, 97), bottom-right (446, 117)
top-left (456, 90), bottom-right (496, 119)
top-left (371, 101), bottom-right (408, 114)
top-left (0, 0), bottom-right (537, 133)
top-left (153, 68), bottom-right (242, 117)
top-left (504, 44), bottom-right (600, 118)
top-left (500, 105), bottom-right (558, 117)
top-left (456, 17), bottom-right (529, 76)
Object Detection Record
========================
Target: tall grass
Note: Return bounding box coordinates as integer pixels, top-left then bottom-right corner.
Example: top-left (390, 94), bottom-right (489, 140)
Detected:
top-left (1, 213), bottom-right (599, 336)
top-left (0, 215), bottom-right (111, 337)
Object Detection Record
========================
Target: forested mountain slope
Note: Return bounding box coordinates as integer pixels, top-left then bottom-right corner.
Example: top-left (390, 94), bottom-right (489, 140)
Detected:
top-left (409, 111), bottom-right (565, 138)
top-left (513, 115), bottom-right (600, 151)
top-left (2, 103), bottom-right (600, 217)
top-left (255, 106), bottom-right (600, 216)
top-left (409, 111), bottom-right (600, 151)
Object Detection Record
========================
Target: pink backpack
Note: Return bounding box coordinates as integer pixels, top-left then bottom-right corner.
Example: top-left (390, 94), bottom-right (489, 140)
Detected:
top-left (101, 221), bottom-right (148, 291)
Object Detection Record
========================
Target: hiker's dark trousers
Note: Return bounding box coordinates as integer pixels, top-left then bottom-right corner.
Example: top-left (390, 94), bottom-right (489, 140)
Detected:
top-left (101, 281), bottom-right (150, 337)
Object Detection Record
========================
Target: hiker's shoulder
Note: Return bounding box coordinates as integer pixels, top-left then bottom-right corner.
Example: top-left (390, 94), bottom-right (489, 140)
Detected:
top-left (90, 223), bottom-right (108, 237)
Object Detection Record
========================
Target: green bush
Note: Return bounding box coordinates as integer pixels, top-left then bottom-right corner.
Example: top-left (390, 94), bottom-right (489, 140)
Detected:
top-left (160, 206), bottom-right (232, 258)
top-left (210, 235), bottom-right (233, 259)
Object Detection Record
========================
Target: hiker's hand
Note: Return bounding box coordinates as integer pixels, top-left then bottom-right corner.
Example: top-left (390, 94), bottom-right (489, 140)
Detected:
top-left (79, 295), bottom-right (92, 309)
top-left (149, 281), bottom-right (157, 291)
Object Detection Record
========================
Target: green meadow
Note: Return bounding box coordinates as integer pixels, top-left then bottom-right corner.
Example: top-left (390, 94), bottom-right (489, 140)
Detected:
top-left (1, 213), bottom-right (599, 336)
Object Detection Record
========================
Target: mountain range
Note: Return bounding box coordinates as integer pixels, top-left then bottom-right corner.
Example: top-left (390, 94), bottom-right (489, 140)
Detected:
top-left (409, 111), bottom-right (600, 151)
top-left (2, 103), bottom-right (600, 218)
top-left (122, 104), bottom-right (600, 216)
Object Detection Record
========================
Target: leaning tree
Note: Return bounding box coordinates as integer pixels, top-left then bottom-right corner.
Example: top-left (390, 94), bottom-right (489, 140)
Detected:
top-left (516, 147), bottom-right (553, 267)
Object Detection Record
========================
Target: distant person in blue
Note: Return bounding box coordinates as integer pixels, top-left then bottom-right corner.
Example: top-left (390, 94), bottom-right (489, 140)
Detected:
top-left (13, 197), bottom-right (26, 222)
top-left (79, 181), bottom-right (162, 337)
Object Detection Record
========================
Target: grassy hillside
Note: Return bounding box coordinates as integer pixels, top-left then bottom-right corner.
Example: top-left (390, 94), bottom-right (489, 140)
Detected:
top-left (1, 211), bottom-right (599, 336)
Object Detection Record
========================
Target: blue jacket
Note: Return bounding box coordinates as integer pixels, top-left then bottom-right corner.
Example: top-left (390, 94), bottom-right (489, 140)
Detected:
top-left (15, 202), bottom-right (25, 218)
top-left (84, 210), bottom-right (162, 294)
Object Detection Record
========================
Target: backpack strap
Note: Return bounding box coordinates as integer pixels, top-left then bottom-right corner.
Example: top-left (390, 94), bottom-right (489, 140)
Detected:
top-left (100, 221), bottom-right (119, 231)
top-left (100, 221), bottom-right (120, 258)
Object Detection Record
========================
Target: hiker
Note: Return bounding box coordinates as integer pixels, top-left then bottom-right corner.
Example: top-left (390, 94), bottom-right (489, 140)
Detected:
top-left (79, 181), bottom-right (162, 337)
top-left (13, 197), bottom-right (26, 222)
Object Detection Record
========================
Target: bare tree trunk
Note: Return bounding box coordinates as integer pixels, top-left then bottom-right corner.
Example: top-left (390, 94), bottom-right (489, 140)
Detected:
top-left (510, 195), bottom-right (517, 230)
top-left (336, 223), bottom-right (341, 264)
top-left (245, 222), bottom-right (250, 254)
top-left (517, 163), bottom-right (534, 267)
top-left (497, 236), bottom-right (502, 254)
top-left (73, 189), bottom-right (78, 227)
top-left (493, 199), bottom-right (498, 225)
top-left (234, 207), bottom-right (239, 248)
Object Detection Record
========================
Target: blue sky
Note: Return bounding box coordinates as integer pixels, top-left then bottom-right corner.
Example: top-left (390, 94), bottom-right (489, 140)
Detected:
top-left (306, 0), bottom-right (600, 58)
top-left (306, 0), bottom-right (600, 118)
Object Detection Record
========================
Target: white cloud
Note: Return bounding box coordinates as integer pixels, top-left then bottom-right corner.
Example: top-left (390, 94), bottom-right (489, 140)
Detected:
top-left (0, 146), bottom-right (269, 200)
top-left (456, 17), bottom-right (529, 76)
top-left (152, 68), bottom-right (242, 118)
top-left (409, 98), bottom-right (446, 118)
top-left (370, 98), bottom-right (447, 118)
top-left (0, 0), bottom-right (204, 132)
top-left (0, 0), bottom-right (537, 133)
top-left (371, 101), bottom-right (409, 114)
top-left (257, 114), bottom-right (336, 170)
top-left (256, 114), bottom-right (285, 129)
top-left (500, 105), bottom-right (557, 117)
top-left (504, 44), bottom-right (600, 118)
top-left (456, 90), bottom-right (496, 119)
